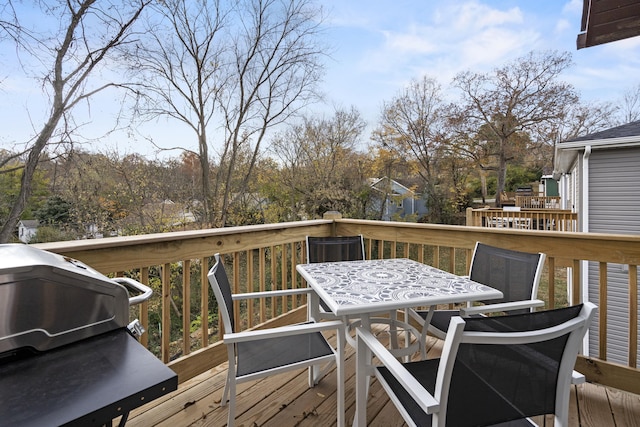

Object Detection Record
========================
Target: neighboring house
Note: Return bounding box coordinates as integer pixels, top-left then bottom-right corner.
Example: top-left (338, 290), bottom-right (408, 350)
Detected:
top-left (369, 177), bottom-right (428, 221)
top-left (18, 220), bottom-right (39, 243)
top-left (553, 120), bottom-right (640, 367)
top-left (540, 175), bottom-right (559, 197)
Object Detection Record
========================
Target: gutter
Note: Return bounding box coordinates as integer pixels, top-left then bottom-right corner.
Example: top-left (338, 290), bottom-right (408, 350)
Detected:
top-left (582, 145), bottom-right (591, 233)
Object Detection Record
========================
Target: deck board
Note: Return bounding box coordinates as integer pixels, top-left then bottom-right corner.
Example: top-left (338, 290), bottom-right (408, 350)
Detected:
top-left (127, 330), bottom-right (640, 427)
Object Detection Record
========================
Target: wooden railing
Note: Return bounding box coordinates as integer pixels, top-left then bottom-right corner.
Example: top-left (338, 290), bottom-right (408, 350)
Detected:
top-left (516, 195), bottom-right (562, 209)
top-left (466, 207), bottom-right (578, 231)
top-left (34, 217), bottom-right (640, 394)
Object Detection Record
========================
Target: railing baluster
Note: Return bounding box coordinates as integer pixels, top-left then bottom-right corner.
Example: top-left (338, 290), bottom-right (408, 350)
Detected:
top-left (248, 250), bottom-right (254, 328)
top-left (572, 259), bottom-right (581, 306)
top-left (547, 257), bottom-right (555, 309)
top-left (629, 264), bottom-right (638, 367)
top-left (259, 247), bottom-right (266, 324)
top-left (162, 262), bottom-right (171, 363)
top-left (139, 267), bottom-right (149, 348)
top-left (281, 243), bottom-right (288, 312)
top-left (449, 247), bottom-right (455, 273)
top-left (291, 243), bottom-right (298, 309)
top-left (182, 259), bottom-right (191, 356)
top-left (271, 245), bottom-right (277, 318)
top-left (201, 257), bottom-right (209, 347)
top-left (233, 252), bottom-right (241, 331)
top-left (599, 262), bottom-right (608, 361)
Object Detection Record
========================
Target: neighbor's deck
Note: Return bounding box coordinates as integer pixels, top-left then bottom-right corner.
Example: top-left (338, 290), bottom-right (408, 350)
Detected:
top-left (124, 329), bottom-right (640, 427)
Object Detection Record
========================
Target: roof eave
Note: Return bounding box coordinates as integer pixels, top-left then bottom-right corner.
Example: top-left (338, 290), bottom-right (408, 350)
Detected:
top-left (553, 136), bottom-right (640, 178)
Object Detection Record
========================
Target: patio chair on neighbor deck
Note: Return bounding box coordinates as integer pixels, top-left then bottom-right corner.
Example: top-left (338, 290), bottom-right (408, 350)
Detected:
top-left (208, 253), bottom-right (345, 427)
top-left (409, 242), bottom-right (546, 348)
top-left (355, 303), bottom-right (597, 427)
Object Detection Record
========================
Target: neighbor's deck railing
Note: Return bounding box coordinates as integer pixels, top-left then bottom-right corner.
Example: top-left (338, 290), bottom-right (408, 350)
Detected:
top-left (516, 195), bottom-right (562, 209)
top-left (466, 207), bottom-right (578, 231)
top-left (34, 217), bottom-right (640, 394)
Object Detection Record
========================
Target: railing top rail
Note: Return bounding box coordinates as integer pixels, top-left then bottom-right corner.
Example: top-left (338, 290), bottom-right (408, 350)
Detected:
top-left (33, 219), bottom-right (334, 272)
top-left (35, 219), bottom-right (332, 252)
top-left (333, 218), bottom-right (640, 265)
top-left (31, 217), bottom-right (640, 270)
top-left (469, 208), bottom-right (574, 213)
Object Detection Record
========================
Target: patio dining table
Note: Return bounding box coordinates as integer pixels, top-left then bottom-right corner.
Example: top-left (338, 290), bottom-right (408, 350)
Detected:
top-left (296, 258), bottom-right (503, 357)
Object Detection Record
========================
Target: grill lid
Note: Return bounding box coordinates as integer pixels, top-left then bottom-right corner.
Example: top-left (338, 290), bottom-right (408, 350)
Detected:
top-left (0, 244), bottom-right (132, 354)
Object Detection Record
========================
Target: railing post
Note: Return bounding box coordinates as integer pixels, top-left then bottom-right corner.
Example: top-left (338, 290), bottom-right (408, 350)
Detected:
top-left (323, 211), bottom-right (342, 236)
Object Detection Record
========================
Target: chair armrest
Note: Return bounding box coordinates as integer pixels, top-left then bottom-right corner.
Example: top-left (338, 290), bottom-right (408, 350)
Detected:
top-left (231, 288), bottom-right (313, 301)
top-left (460, 299), bottom-right (545, 317)
top-left (223, 319), bottom-right (343, 344)
top-left (356, 327), bottom-right (440, 415)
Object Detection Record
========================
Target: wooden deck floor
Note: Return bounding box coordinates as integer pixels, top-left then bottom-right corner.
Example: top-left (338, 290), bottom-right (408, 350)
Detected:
top-left (125, 330), bottom-right (640, 427)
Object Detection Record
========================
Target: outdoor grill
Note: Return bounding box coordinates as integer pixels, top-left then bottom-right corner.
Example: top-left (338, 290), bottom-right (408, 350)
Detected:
top-left (0, 244), bottom-right (178, 426)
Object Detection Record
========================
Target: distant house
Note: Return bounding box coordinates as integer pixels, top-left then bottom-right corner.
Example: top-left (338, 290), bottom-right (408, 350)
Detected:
top-left (553, 119), bottom-right (640, 367)
top-left (369, 177), bottom-right (428, 221)
top-left (18, 220), bottom-right (39, 243)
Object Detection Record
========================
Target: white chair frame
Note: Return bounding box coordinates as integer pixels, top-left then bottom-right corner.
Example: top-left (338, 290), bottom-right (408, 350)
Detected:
top-left (356, 302), bottom-right (596, 427)
top-left (410, 242), bottom-right (547, 343)
top-left (209, 254), bottom-right (345, 427)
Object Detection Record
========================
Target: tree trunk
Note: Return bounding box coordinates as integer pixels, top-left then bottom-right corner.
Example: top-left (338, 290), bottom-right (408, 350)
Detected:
top-left (495, 143), bottom-right (508, 208)
top-left (0, 114), bottom-right (61, 242)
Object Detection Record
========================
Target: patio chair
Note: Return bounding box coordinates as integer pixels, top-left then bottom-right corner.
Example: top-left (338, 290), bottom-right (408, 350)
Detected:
top-left (208, 253), bottom-right (345, 427)
top-left (306, 235), bottom-right (421, 359)
top-left (306, 235), bottom-right (365, 264)
top-left (355, 303), bottom-right (597, 427)
top-left (305, 235), bottom-right (365, 319)
top-left (410, 242), bottom-right (546, 345)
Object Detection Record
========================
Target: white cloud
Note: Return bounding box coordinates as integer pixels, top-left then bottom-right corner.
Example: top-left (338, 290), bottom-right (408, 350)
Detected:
top-left (563, 0), bottom-right (583, 15)
top-left (555, 19), bottom-right (571, 33)
top-left (356, 1), bottom-right (542, 81)
top-left (381, 27), bottom-right (439, 55)
top-left (451, 3), bottom-right (524, 31)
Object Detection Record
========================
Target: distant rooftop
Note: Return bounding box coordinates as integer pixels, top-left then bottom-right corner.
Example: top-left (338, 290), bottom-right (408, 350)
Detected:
top-left (554, 120), bottom-right (640, 177)
top-left (563, 120), bottom-right (640, 143)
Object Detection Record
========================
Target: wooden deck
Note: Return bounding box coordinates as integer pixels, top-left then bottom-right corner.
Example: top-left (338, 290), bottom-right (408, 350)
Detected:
top-left (125, 329), bottom-right (640, 427)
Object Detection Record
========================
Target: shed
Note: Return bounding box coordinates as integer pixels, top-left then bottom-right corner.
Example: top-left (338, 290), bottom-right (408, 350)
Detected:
top-left (553, 120), bottom-right (640, 367)
top-left (18, 220), bottom-right (39, 243)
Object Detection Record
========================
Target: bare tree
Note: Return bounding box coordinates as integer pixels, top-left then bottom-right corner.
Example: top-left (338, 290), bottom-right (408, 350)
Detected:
top-left (127, 0), bottom-right (227, 225)
top-left (270, 107), bottom-right (368, 219)
top-left (451, 50), bottom-right (578, 206)
top-left (129, 0), bottom-right (327, 227)
top-left (531, 100), bottom-right (617, 168)
top-left (372, 76), bottom-right (451, 222)
top-left (620, 82), bottom-right (640, 124)
top-left (0, 0), bottom-right (149, 242)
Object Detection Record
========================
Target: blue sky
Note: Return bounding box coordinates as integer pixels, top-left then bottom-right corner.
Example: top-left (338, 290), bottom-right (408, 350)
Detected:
top-left (319, 0), bottom-right (640, 121)
top-left (1, 0), bottom-right (639, 158)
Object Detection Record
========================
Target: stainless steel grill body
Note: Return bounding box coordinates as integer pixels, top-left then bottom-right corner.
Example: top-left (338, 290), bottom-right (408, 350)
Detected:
top-left (0, 244), bottom-right (130, 354)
